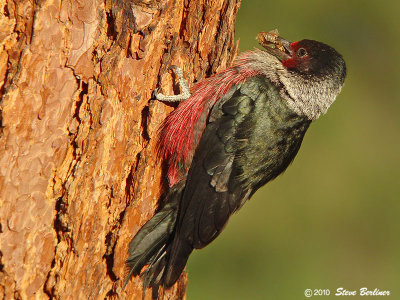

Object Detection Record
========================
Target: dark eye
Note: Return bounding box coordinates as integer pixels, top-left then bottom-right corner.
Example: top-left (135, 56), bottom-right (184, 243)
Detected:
top-left (297, 48), bottom-right (308, 57)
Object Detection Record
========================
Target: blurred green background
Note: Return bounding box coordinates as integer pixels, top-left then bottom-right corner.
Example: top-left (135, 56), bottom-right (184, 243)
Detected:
top-left (187, 1), bottom-right (400, 299)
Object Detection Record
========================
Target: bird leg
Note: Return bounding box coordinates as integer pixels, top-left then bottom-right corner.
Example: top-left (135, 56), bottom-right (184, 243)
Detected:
top-left (154, 66), bottom-right (191, 102)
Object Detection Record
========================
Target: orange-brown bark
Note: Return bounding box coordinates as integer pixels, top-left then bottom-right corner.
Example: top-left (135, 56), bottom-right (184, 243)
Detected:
top-left (0, 0), bottom-right (240, 298)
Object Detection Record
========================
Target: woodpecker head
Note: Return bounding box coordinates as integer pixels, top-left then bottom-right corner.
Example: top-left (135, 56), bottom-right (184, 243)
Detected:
top-left (251, 31), bottom-right (347, 120)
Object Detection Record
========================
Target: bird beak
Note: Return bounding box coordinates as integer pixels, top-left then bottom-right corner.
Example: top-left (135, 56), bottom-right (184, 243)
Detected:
top-left (257, 31), bottom-right (293, 61)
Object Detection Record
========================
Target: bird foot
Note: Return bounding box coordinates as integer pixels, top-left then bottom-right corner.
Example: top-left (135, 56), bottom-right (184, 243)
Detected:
top-left (154, 66), bottom-right (191, 102)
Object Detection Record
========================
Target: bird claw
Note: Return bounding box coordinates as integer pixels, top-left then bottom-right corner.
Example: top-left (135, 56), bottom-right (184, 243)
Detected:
top-left (153, 88), bottom-right (160, 98)
top-left (154, 66), bottom-right (191, 102)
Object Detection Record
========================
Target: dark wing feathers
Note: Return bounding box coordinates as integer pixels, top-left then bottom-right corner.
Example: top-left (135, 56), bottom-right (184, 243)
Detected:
top-left (163, 78), bottom-right (267, 285)
top-left (191, 89), bottom-right (258, 246)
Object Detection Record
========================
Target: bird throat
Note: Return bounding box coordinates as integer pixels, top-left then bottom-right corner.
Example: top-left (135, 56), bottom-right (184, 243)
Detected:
top-left (239, 50), bottom-right (342, 120)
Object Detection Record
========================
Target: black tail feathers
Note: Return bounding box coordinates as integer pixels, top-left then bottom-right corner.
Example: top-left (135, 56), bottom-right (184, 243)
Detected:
top-left (124, 184), bottom-right (188, 298)
top-left (124, 201), bottom-right (177, 296)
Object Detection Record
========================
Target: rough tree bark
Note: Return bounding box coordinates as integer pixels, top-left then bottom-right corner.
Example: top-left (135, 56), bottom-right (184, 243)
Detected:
top-left (0, 0), bottom-right (241, 299)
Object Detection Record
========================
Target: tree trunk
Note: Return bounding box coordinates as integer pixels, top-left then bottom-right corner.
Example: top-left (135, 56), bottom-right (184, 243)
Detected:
top-left (0, 0), bottom-right (240, 298)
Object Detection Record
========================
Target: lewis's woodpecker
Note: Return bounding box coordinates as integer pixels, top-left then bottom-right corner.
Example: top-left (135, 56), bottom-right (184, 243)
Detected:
top-left (124, 31), bottom-right (346, 297)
